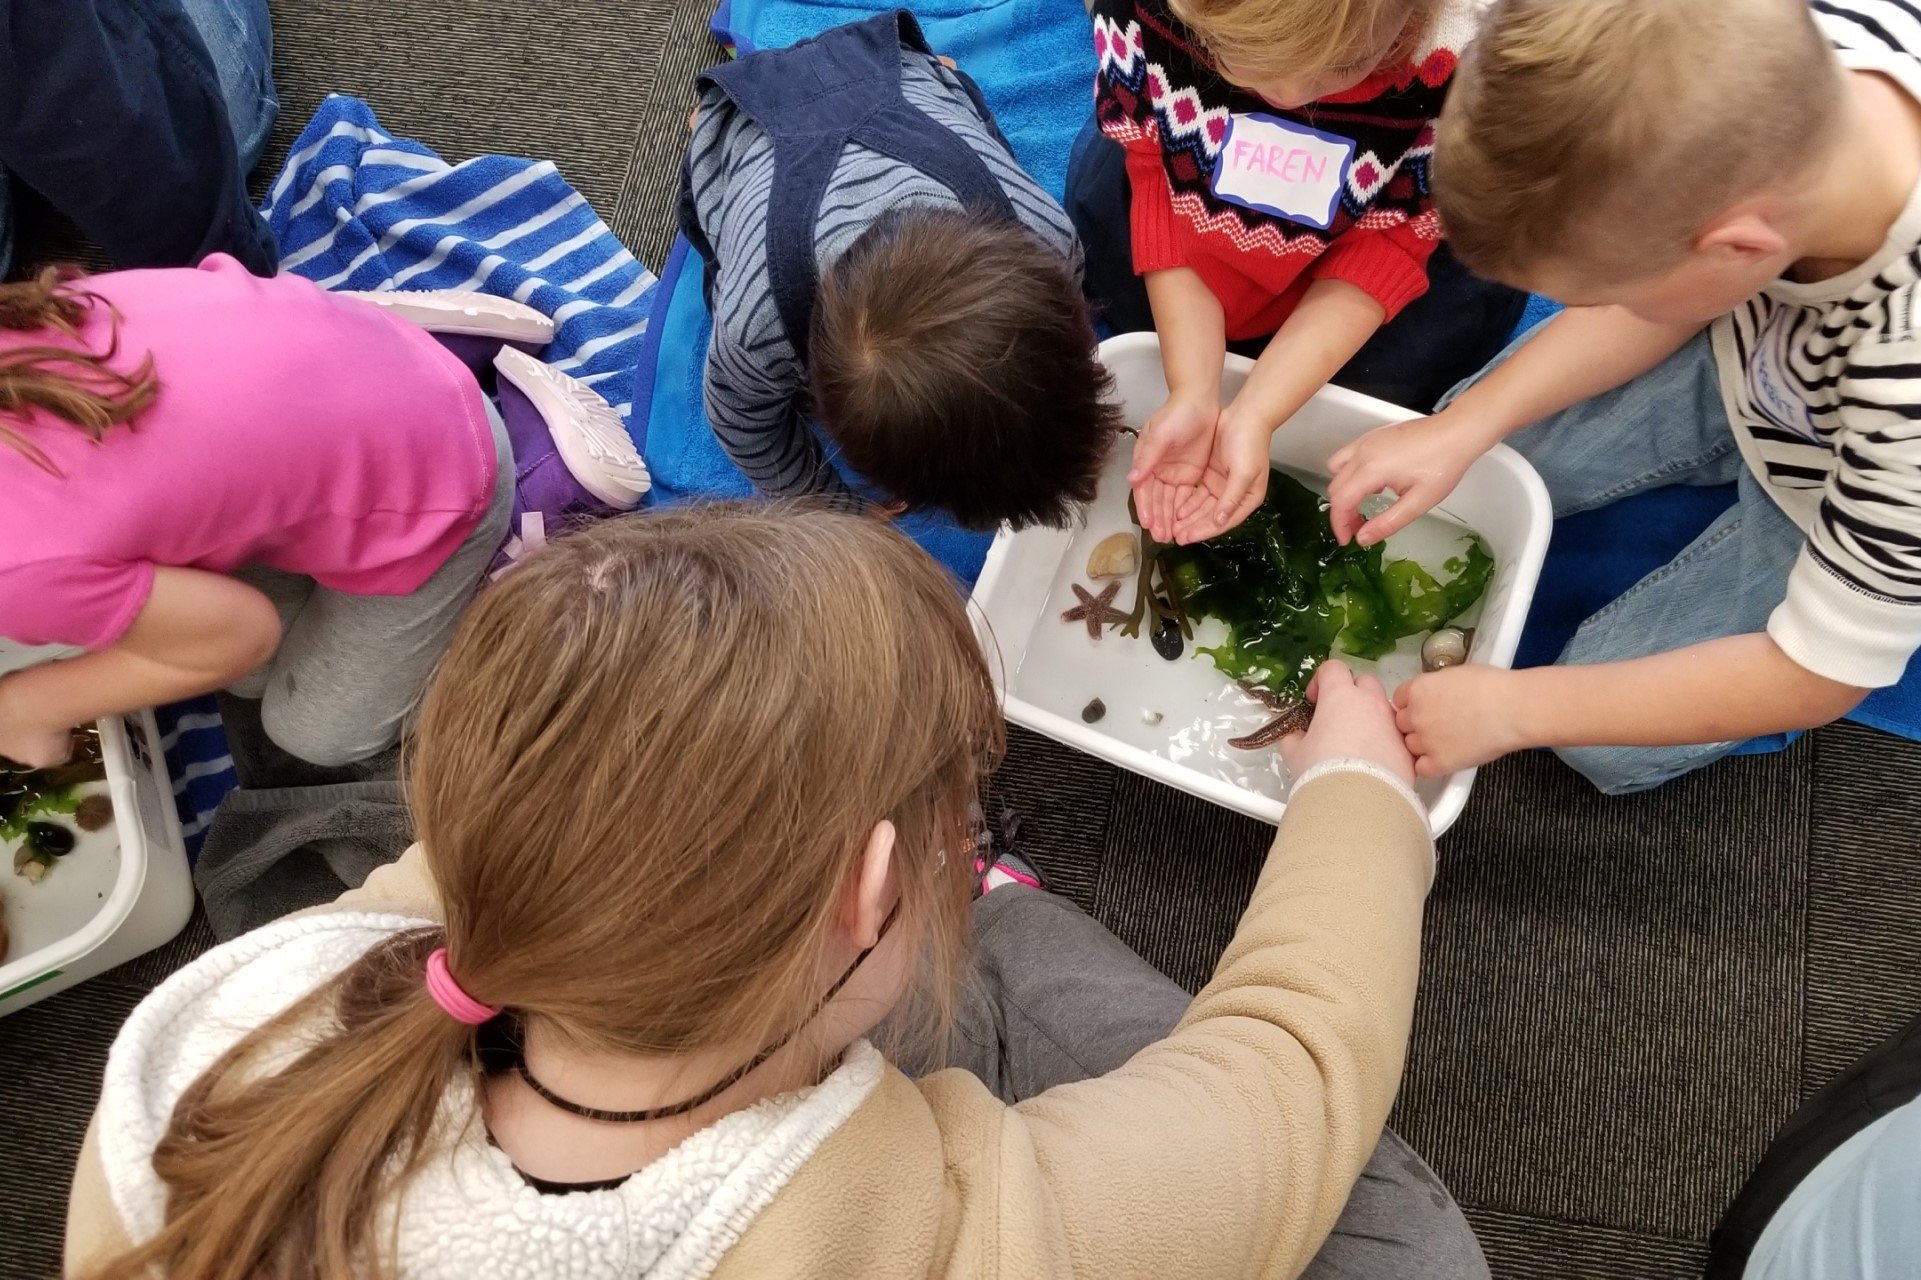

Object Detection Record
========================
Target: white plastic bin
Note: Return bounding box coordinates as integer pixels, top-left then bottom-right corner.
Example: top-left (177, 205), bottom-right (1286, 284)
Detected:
top-left (0, 646), bottom-right (194, 1016)
top-left (969, 332), bottom-right (1551, 835)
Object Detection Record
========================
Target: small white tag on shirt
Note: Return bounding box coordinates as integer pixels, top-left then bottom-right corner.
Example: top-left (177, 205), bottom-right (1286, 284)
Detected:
top-left (1209, 113), bottom-right (1355, 230)
top-left (1749, 310), bottom-right (1821, 442)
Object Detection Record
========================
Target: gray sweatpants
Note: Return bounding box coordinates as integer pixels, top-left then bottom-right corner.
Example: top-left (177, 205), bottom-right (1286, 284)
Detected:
top-left (924, 885), bottom-right (1490, 1280)
top-left (228, 402), bottom-right (514, 766)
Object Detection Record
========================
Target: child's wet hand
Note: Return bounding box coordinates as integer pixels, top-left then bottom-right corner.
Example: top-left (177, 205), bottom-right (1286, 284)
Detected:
top-left (1392, 665), bottom-right (1527, 778)
top-left (1326, 413), bottom-right (1482, 548)
top-left (0, 682), bottom-right (75, 770)
top-left (1278, 660), bottom-right (1414, 787)
top-left (1130, 394), bottom-right (1219, 542)
top-left (1171, 409), bottom-right (1271, 544)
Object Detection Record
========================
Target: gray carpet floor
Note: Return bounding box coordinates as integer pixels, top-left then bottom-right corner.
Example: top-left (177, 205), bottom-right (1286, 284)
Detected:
top-left (5, 3), bottom-right (1920, 1276)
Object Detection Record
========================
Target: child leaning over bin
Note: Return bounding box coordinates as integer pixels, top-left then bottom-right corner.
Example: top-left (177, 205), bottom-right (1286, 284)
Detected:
top-left (65, 504), bottom-right (1484, 1280)
top-left (680, 11), bottom-right (1123, 530)
top-left (1071, 0), bottom-right (1525, 547)
top-left (0, 256), bottom-right (646, 769)
top-left (1326, 0), bottom-right (1921, 793)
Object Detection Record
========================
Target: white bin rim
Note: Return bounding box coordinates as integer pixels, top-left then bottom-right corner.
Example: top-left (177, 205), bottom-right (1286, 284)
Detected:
top-left (0, 717), bottom-right (154, 1004)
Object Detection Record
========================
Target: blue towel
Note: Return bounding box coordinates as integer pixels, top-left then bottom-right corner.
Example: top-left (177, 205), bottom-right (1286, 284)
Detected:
top-left (155, 697), bottom-right (234, 858)
top-left (158, 95), bottom-right (664, 847)
top-left (264, 95), bottom-right (658, 409)
top-left (713, 0), bottom-right (1096, 202)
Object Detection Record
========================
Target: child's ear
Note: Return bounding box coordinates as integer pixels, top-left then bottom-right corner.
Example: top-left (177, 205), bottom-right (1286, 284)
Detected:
top-left (1694, 210), bottom-right (1789, 265)
top-left (840, 819), bottom-right (898, 950)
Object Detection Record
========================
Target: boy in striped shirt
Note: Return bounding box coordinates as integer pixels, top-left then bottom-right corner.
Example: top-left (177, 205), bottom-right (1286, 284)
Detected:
top-left (1323, 0), bottom-right (1921, 792)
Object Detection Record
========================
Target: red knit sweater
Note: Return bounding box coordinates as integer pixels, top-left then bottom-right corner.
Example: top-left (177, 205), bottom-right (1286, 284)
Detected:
top-left (1092, 0), bottom-right (1486, 340)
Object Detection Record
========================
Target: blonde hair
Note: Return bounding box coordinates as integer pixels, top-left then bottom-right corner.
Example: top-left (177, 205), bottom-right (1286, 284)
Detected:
top-left (0, 267), bottom-right (158, 474)
top-left (1171, 0), bottom-right (1429, 82)
top-left (1434, 0), bottom-right (1846, 283)
top-left (87, 503), bottom-right (1005, 1280)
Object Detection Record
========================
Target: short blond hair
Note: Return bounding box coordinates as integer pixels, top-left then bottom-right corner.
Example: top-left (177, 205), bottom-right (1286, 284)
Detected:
top-left (1172, 0), bottom-right (1429, 81)
top-left (1435, 0), bottom-right (1846, 283)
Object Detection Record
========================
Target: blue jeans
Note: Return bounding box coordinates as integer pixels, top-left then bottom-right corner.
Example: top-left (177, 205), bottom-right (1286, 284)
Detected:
top-left (0, 0), bottom-right (277, 277)
top-left (1443, 328), bottom-right (1807, 794)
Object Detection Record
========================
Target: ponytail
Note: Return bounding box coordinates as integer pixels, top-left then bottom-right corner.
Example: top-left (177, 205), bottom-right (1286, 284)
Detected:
top-left (0, 266), bottom-right (158, 474)
top-left (87, 929), bottom-right (476, 1280)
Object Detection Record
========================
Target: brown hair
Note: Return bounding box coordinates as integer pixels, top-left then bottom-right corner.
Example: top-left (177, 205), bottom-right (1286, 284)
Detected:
top-left (0, 266), bottom-right (158, 472)
top-left (1170, 0), bottom-right (1430, 83)
top-left (809, 205), bottom-right (1123, 531)
top-left (87, 503), bottom-right (1005, 1280)
top-left (1434, 0), bottom-right (1845, 283)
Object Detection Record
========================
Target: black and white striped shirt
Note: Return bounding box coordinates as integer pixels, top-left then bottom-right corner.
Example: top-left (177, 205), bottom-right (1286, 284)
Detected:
top-left (1710, 0), bottom-right (1921, 686)
top-left (684, 50), bottom-right (1080, 501)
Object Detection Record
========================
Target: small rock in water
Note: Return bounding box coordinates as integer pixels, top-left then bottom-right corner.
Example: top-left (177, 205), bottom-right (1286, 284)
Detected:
top-left (74, 794), bottom-right (113, 833)
top-left (1086, 532), bottom-right (1139, 581)
top-left (1141, 709), bottom-right (1163, 726)
top-left (1150, 613), bottom-right (1184, 661)
top-left (1081, 698), bottom-right (1107, 724)
top-left (26, 821), bottom-right (75, 858)
top-left (12, 845), bottom-right (50, 883)
top-left (1421, 627), bottom-right (1472, 672)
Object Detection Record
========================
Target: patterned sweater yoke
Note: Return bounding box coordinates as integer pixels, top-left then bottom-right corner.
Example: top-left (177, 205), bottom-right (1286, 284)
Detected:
top-left (1090, 0), bottom-right (1488, 332)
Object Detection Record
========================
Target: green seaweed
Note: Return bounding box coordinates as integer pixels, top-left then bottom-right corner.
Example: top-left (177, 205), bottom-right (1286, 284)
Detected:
top-left (1, 729), bottom-right (106, 842)
top-left (1158, 470), bottom-right (1494, 701)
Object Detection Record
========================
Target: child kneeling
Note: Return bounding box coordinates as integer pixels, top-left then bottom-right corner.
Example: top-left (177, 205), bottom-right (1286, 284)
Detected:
top-left (1073, 0), bottom-right (1527, 546)
top-left (1327, 0), bottom-right (1921, 792)
top-left (0, 257), bottom-right (639, 769)
top-left (67, 505), bottom-right (1484, 1280)
top-left (682, 12), bottom-right (1122, 529)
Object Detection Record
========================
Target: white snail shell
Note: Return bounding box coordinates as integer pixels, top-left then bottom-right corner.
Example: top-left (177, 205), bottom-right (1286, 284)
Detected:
top-left (1421, 627), bottom-right (1472, 672)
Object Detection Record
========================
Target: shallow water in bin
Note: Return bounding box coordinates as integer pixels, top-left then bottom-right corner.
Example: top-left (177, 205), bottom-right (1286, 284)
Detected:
top-left (2, 780), bottom-right (120, 966)
top-left (1010, 467), bottom-right (1487, 803)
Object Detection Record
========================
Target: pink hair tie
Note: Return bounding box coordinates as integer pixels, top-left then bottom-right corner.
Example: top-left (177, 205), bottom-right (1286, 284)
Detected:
top-left (424, 947), bottom-right (501, 1025)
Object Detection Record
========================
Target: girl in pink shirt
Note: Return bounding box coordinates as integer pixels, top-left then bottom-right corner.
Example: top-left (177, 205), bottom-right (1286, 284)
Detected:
top-left (0, 255), bottom-right (646, 768)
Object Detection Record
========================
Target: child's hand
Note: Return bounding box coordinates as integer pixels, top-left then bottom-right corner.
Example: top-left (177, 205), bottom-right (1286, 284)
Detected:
top-left (1392, 665), bottom-right (1530, 778)
top-left (0, 679), bottom-right (75, 769)
top-left (1130, 393), bottom-right (1219, 542)
top-left (1170, 407), bottom-right (1272, 544)
top-left (1326, 411), bottom-right (1487, 547)
top-left (1278, 660), bottom-right (1416, 788)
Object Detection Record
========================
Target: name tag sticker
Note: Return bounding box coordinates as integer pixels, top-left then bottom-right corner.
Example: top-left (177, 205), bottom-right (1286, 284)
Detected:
top-left (1210, 113), bottom-right (1354, 230)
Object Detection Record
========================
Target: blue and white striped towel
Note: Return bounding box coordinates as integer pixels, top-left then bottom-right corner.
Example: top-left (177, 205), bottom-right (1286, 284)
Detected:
top-left (162, 95), bottom-right (659, 854)
top-left (264, 95), bottom-right (658, 409)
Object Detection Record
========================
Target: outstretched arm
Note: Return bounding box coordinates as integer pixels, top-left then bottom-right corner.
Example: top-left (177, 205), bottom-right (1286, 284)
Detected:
top-left (1327, 306), bottom-right (1704, 546)
top-left (0, 566), bottom-right (281, 766)
top-left (967, 666), bottom-right (1435, 1277)
top-left (1393, 633), bottom-right (1867, 778)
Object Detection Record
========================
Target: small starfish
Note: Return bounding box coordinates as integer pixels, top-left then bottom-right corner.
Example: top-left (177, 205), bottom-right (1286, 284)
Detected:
top-left (1229, 681), bottom-right (1315, 751)
top-left (1060, 580), bottom-right (1128, 640)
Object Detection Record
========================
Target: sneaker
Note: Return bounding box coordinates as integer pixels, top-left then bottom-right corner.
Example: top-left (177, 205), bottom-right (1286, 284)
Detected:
top-left (973, 806), bottom-right (1047, 895)
top-left (339, 289), bottom-right (555, 342)
top-left (340, 289), bottom-right (555, 376)
top-left (489, 347), bottom-right (650, 574)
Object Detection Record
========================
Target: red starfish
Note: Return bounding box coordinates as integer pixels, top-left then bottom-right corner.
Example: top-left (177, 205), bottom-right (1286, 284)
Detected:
top-left (1060, 580), bottom-right (1128, 640)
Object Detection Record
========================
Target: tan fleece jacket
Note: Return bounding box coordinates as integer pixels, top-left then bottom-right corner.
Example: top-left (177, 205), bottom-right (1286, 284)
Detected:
top-left (65, 768), bottom-right (1434, 1279)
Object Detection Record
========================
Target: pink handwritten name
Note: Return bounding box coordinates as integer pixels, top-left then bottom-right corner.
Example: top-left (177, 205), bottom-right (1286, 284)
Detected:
top-left (1228, 139), bottom-right (1328, 184)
